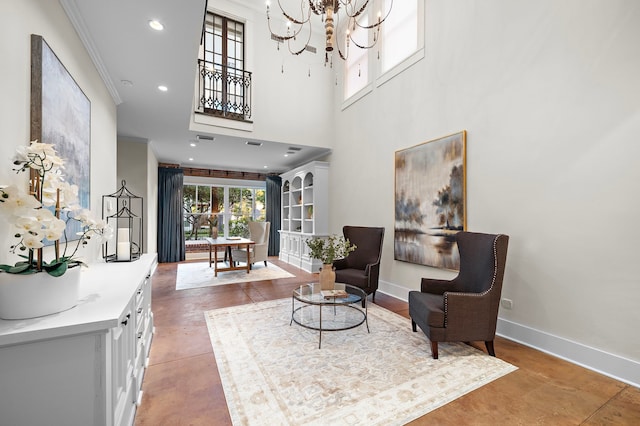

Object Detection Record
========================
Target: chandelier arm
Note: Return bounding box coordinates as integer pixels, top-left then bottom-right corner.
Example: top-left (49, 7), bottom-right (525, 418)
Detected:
top-left (268, 22), bottom-right (307, 42)
top-left (333, 12), bottom-right (347, 60)
top-left (287, 21), bottom-right (314, 56)
top-left (267, 16), bottom-right (296, 41)
top-left (277, 0), bottom-right (312, 25)
top-left (355, 0), bottom-right (393, 29)
top-left (336, 43), bottom-right (347, 61)
top-left (342, 0), bottom-right (370, 18)
top-left (308, 0), bottom-right (323, 16)
top-left (348, 26), bottom-right (381, 50)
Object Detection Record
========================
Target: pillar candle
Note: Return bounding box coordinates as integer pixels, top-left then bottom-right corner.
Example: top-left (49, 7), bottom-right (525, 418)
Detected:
top-left (117, 242), bottom-right (131, 261)
top-left (118, 228), bottom-right (130, 243)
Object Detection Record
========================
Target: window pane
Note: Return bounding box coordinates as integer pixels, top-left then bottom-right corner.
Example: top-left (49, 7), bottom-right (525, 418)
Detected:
top-left (344, 15), bottom-right (369, 99)
top-left (255, 189), bottom-right (266, 221)
top-left (229, 187), bottom-right (241, 215)
top-left (183, 184), bottom-right (264, 241)
top-left (183, 185), bottom-right (197, 212)
top-left (228, 188), bottom-right (247, 237)
top-left (183, 185), bottom-right (198, 240)
top-left (197, 186), bottom-right (211, 213)
top-left (199, 13), bottom-right (246, 117)
top-left (382, 0), bottom-right (418, 72)
top-left (228, 42), bottom-right (235, 60)
top-left (211, 187), bottom-right (224, 213)
top-left (214, 37), bottom-right (222, 57)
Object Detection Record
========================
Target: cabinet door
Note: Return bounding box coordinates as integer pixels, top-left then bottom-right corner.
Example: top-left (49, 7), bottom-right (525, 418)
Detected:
top-left (111, 299), bottom-right (136, 426)
top-left (0, 334), bottom-right (104, 425)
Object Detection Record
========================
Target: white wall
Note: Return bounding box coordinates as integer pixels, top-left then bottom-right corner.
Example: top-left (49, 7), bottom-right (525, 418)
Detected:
top-left (117, 138), bottom-right (158, 255)
top-left (146, 143), bottom-right (158, 254)
top-left (199, 0), bottom-right (334, 148)
top-left (0, 0), bottom-right (117, 266)
top-left (330, 0), bottom-right (640, 384)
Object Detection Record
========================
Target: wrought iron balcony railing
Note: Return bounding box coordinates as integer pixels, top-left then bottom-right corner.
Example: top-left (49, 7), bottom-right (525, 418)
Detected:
top-left (197, 60), bottom-right (252, 121)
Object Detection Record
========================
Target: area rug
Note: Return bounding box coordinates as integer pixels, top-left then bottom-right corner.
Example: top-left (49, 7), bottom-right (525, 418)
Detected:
top-left (204, 298), bottom-right (517, 425)
top-left (176, 262), bottom-right (295, 290)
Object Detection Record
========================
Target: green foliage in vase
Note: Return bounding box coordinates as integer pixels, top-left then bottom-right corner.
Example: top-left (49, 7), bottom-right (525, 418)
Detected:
top-left (305, 235), bottom-right (356, 264)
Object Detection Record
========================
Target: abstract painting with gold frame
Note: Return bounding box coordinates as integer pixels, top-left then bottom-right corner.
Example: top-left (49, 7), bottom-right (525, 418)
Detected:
top-left (394, 131), bottom-right (466, 270)
top-left (30, 34), bottom-right (91, 242)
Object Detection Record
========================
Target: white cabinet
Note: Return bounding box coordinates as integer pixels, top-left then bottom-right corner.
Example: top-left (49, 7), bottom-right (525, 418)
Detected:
top-left (0, 254), bottom-right (156, 426)
top-left (110, 271), bottom-right (153, 426)
top-left (279, 161), bottom-right (328, 272)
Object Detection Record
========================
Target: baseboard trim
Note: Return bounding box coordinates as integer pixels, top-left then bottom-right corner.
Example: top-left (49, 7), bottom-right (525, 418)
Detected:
top-left (379, 279), bottom-right (410, 301)
top-left (496, 318), bottom-right (639, 388)
top-left (378, 280), bottom-right (639, 388)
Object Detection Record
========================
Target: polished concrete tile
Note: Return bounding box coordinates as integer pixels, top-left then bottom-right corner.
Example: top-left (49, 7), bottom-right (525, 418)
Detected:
top-left (136, 258), bottom-right (639, 425)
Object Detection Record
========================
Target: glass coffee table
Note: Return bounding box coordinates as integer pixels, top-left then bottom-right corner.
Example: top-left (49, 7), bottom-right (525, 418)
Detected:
top-left (290, 282), bottom-right (369, 349)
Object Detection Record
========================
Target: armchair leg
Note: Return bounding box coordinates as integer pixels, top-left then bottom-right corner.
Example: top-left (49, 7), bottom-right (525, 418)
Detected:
top-left (372, 290), bottom-right (376, 302)
top-left (411, 319), bottom-right (417, 332)
top-left (264, 260), bottom-right (267, 266)
top-left (485, 341), bottom-right (496, 357)
top-left (430, 341), bottom-right (439, 359)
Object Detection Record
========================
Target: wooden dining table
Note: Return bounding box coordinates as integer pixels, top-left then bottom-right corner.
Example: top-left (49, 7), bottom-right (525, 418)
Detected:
top-left (205, 237), bottom-right (255, 277)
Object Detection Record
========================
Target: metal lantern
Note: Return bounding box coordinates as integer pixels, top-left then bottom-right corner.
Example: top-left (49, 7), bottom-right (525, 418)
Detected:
top-left (102, 180), bottom-right (143, 262)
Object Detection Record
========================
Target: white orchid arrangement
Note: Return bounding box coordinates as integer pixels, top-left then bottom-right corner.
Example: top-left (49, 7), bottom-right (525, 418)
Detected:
top-left (0, 141), bottom-right (112, 276)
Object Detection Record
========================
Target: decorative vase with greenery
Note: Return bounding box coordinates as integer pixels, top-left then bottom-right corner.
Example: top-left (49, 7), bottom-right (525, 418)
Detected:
top-left (208, 214), bottom-right (219, 239)
top-left (306, 235), bottom-right (356, 290)
top-left (0, 141), bottom-right (111, 319)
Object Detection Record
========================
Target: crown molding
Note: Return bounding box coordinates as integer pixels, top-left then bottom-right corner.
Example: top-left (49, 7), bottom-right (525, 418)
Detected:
top-left (60, 0), bottom-right (123, 105)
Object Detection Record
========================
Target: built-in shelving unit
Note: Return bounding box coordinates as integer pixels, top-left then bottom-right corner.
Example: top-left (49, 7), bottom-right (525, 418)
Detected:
top-left (279, 161), bottom-right (328, 272)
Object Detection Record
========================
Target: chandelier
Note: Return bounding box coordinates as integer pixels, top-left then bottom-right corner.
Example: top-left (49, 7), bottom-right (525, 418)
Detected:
top-left (266, 0), bottom-right (393, 65)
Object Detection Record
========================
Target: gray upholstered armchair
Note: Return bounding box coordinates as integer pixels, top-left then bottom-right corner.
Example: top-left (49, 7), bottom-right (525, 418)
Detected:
top-left (408, 232), bottom-right (509, 359)
top-left (333, 226), bottom-right (385, 301)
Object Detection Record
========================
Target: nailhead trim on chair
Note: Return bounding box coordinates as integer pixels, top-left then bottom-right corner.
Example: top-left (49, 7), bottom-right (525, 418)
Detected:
top-left (443, 234), bottom-right (503, 327)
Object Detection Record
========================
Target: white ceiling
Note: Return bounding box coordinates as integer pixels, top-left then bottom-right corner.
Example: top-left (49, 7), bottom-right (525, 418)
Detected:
top-left (62, 0), bottom-right (331, 174)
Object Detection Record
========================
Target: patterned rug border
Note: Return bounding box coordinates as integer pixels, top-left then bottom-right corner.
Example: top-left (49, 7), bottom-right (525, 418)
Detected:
top-left (205, 298), bottom-right (517, 425)
top-left (175, 261), bottom-right (295, 290)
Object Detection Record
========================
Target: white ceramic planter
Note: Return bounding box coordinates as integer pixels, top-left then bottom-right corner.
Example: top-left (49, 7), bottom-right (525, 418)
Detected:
top-left (0, 266), bottom-right (81, 320)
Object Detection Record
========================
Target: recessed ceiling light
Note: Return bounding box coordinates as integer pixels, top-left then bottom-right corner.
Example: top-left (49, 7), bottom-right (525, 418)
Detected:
top-left (188, 158), bottom-right (194, 161)
top-left (190, 142), bottom-right (196, 147)
top-left (158, 85), bottom-right (168, 92)
top-left (264, 165), bottom-right (268, 169)
top-left (148, 20), bottom-right (164, 31)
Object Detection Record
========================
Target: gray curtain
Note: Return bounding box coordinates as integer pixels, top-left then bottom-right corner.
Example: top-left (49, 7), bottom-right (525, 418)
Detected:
top-left (266, 175), bottom-right (281, 256)
top-left (158, 167), bottom-right (185, 263)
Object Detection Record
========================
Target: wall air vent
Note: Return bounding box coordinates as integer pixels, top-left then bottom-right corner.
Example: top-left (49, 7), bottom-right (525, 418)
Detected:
top-left (246, 141), bottom-right (263, 147)
top-left (288, 147), bottom-right (302, 151)
top-left (196, 135), bottom-right (215, 141)
top-left (270, 34), bottom-right (316, 53)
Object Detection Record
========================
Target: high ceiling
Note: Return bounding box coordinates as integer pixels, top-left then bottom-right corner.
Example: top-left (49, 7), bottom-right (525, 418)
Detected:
top-left (61, 0), bottom-right (330, 175)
